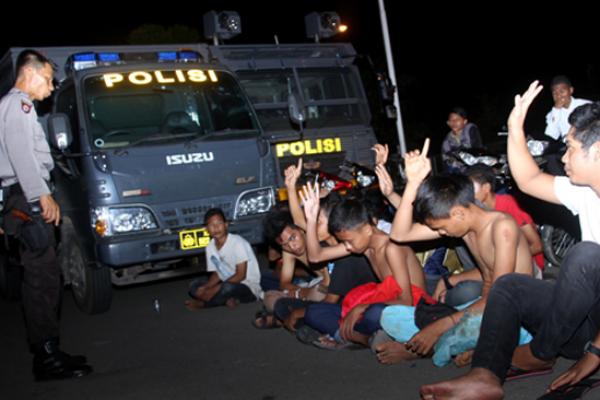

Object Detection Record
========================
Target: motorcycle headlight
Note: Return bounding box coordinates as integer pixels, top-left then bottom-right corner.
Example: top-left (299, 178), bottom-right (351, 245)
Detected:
top-left (234, 187), bottom-right (275, 218)
top-left (476, 156), bottom-right (498, 167)
top-left (458, 151), bottom-right (477, 166)
top-left (92, 206), bottom-right (158, 237)
top-left (527, 140), bottom-right (549, 157)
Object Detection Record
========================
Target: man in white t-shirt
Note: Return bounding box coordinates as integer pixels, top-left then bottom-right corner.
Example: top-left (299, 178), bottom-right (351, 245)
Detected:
top-left (544, 75), bottom-right (591, 141)
top-left (420, 82), bottom-right (600, 400)
top-left (185, 208), bottom-right (262, 310)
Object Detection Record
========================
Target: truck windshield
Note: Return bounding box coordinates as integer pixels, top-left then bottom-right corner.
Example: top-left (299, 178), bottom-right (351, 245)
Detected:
top-left (239, 67), bottom-right (369, 133)
top-left (83, 70), bottom-right (258, 149)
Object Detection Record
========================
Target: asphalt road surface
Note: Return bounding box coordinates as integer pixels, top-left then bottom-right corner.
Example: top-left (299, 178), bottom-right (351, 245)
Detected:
top-left (0, 272), bottom-right (579, 400)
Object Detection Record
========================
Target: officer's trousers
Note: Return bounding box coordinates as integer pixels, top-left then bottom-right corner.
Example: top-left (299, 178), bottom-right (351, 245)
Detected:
top-left (2, 188), bottom-right (60, 349)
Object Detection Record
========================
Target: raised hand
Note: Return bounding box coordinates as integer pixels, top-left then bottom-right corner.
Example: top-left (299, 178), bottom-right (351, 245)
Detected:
top-left (284, 158), bottom-right (303, 189)
top-left (375, 164), bottom-right (394, 197)
top-left (299, 181), bottom-right (320, 223)
top-left (372, 143), bottom-right (389, 166)
top-left (403, 138), bottom-right (431, 184)
top-left (507, 81), bottom-right (543, 134)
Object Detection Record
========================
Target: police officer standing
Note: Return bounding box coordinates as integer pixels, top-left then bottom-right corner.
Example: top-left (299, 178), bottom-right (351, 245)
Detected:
top-left (0, 50), bottom-right (92, 380)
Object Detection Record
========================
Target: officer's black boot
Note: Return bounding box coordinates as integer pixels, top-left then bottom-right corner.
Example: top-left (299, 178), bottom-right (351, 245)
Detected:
top-left (32, 339), bottom-right (92, 381)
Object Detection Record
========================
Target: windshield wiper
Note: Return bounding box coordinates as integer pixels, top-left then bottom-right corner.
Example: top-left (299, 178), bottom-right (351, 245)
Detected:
top-left (114, 132), bottom-right (197, 155)
top-left (184, 129), bottom-right (257, 147)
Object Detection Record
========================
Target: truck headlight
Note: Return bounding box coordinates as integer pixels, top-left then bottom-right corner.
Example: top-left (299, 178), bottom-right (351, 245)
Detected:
top-left (92, 206), bottom-right (158, 237)
top-left (234, 187), bottom-right (275, 218)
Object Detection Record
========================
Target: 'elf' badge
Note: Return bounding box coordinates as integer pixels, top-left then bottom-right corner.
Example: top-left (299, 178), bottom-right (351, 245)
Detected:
top-left (21, 100), bottom-right (32, 114)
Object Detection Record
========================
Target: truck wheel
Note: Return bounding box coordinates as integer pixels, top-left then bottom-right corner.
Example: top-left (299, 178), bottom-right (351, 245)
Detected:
top-left (59, 223), bottom-right (112, 314)
top-left (0, 249), bottom-right (22, 300)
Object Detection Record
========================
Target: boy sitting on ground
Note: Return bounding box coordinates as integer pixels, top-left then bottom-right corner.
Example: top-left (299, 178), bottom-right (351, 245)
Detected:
top-left (375, 139), bottom-right (533, 365)
top-left (186, 208), bottom-right (262, 310)
top-left (253, 209), bottom-right (329, 328)
top-left (301, 182), bottom-right (429, 349)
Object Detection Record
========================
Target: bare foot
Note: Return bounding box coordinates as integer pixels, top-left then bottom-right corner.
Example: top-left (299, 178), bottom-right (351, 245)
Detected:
top-left (420, 368), bottom-right (503, 400)
top-left (225, 298), bottom-right (239, 308)
top-left (454, 350), bottom-right (473, 368)
top-left (185, 299), bottom-right (206, 311)
top-left (375, 341), bottom-right (420, 365)
top-left (511, 343), bottom-right (554, 371)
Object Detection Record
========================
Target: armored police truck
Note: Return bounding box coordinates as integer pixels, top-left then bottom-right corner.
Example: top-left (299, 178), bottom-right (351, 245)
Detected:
top-left (0, 45), bottom-right (277, 313)
top-left (209, 43), bottom-right (378, 188)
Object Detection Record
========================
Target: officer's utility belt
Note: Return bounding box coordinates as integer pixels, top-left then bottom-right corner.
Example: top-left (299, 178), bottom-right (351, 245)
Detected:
top-left (2, 180), bottom-right (55, 199)
top-left (1, 181), bottom-right (54, 252)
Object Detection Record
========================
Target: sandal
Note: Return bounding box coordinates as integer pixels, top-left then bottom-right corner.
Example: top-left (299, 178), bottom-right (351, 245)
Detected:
top-left (312, 335), bottom-right (363, 351)
top-left (505, 365), bottom-right (553, 381)
top-left (536, 378), bottom-right (600, 399)
top-left (252, 311), bottom-right (280, 330)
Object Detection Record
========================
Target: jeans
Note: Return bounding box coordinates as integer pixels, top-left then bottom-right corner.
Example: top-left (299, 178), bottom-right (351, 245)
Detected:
top-left (444, 280), bottom-right (483, 307)
top-left (472, 241), bottom-right (600, 382)
top-left (188, 277), bottom-right (256, 307)
top-left (304, 302), bottom-right (387, 337)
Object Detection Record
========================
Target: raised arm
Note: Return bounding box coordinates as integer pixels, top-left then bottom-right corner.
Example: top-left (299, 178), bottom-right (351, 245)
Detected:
top-left (299, 182), bottom-right (350, 263)
top-left (390, 139), bottom-right (441, 243)
top-left (284, 158), bottom-right (307, 229)
top-left (507, 81), bottom-right (560, 204)
top-left (375, 164), bottom-right (402, 209)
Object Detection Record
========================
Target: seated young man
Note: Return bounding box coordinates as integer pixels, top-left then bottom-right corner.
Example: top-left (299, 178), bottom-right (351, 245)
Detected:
top-left (466, 163), bottom-right (544, 276)
top-left (254, 209), bottom-right (330, 328)
top-left (300, 182), bottom-right (429, 349)
top-left (275, 193), bottom-right (377, 334)
top-left (420, 83), bottom-right (600, 400)
top-left (377, 139), bottom-right (533, 365)
top-left (186, 208), bottom-right (262, 310)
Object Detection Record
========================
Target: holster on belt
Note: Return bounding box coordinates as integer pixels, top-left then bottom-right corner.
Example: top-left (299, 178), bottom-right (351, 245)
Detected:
top-left (1, 188), bottom-right (50, 253)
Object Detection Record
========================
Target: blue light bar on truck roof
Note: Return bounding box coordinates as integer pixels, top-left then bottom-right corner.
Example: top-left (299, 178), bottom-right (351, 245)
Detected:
top-left (69, 50), bottom-right (202, 71)
top-left (70, 52), bottom-right (122, 70)
top-left (157, 51), bottom-right (201, 62)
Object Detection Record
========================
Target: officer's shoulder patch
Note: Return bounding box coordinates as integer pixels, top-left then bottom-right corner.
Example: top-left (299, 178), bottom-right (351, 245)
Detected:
top-left (21, 100), bottom-right (32, 114)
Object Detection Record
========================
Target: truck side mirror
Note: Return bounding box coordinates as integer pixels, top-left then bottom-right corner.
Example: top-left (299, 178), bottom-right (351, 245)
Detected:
top-left (287, 93), bottom-right (306, 126)
top-left (47, 113), bottom-right (73, 150)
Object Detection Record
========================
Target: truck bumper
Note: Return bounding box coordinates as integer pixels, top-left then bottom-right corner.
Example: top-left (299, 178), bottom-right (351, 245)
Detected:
top-left (95, 216), bottom-right (264, 268)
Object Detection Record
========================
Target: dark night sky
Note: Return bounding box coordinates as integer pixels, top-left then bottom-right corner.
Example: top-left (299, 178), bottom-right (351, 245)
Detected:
top-left (1, 1), bottom-right (598, 152)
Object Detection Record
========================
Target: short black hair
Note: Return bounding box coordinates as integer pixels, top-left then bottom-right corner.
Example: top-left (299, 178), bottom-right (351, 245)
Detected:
top-left (413, 174), bottom-right (475, 224)
top-left (16, 49), bottom-right (54, 75)
top-left (449, 107), bottom-right (468, 119)
top-left (328, 198), bottom-right (373, 234)
top-left (465, 164), bottom-right (496, 192)
top-left (569, 102), bottom-right (600, 150)
top-left (319, 191), bottom-right (342, 218)
top-left (203, 208), bottom-right (226, 225)
top-left (264, 208), bottom-right (295, 245)
top-left (550, 75), bottom-right (572, 88)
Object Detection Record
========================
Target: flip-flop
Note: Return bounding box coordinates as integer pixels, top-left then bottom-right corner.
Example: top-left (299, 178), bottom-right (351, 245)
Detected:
top-left (536, 378), bottom-right (600, 399)
top-left (506, 365), bottom-right (553, 382)
top-left (312, 335), bottom-right (363, 351)
top-left (251, 312), bottom-right (280, 330)
top-left (295, 325), bottom-right (322, 345)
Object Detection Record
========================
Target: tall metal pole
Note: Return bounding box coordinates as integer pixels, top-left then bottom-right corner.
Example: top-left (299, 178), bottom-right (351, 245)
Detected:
top-left (378, 0), bottom-right (407, 155)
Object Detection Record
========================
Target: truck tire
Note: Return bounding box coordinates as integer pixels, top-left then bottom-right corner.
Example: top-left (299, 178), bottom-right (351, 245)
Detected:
top-left (59, 222), bottom-right (112, 314)
top-left (0, 248), bottom-right (22, 300)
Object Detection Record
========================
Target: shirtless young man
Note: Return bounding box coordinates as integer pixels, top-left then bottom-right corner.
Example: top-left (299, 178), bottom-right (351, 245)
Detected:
top-left (378, 139), bottom-right (533, 365)
top-left (421, 84), bottom-right (600, 400)
top-left (300, 182), bottom-right (428, 347)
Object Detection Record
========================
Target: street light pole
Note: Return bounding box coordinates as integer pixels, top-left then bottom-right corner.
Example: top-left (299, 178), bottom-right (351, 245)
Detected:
top-left (378, 0), bottom-right (407, 156)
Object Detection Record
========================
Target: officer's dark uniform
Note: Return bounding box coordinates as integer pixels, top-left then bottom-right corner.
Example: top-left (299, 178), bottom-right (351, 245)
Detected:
top-left (0, 87), bottom-right (91, 380)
